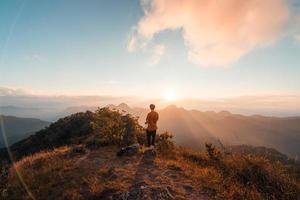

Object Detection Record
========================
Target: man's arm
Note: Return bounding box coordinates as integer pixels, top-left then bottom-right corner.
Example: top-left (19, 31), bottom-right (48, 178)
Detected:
top-left (145, 113), bottom-right (150, 124)
top-left (154, 112), bottom-right (159, 123)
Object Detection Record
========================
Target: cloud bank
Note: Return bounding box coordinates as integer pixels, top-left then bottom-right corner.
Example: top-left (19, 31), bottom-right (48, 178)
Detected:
top-left (0, 87), bottom-right (31, 96)
top-left (129, 0), bottom-right (290, 66)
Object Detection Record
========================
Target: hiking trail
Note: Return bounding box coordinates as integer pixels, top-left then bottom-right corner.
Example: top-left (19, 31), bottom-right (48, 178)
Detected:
top-left (75, 147), bottom-right (208, 200)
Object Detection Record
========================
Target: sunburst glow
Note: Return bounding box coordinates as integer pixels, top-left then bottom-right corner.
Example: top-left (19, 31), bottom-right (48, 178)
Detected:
top-left (163, 90), bottom-right (177, 101)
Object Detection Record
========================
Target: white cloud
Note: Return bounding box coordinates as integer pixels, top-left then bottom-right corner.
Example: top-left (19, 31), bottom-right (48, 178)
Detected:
top-left (130, 0), bottom-right (290, 66)
top-left (0, 87), bottom-right (32, 96)
top-left (127, 34), bottom-right (136, 52)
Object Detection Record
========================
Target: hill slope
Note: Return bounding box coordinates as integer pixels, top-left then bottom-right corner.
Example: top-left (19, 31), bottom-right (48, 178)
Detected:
top-left (3, 144), bottom-right (300, 200)
top-left (1, 107), bottom-right (299, 200)
top-left (4, 146), bottom-right (209, 200)
top-left (0, 115), bottom-right (50, 148)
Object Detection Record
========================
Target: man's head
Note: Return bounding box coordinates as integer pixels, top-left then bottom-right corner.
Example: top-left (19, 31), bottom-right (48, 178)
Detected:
top-left (149, 104), bottom-right (155, 110)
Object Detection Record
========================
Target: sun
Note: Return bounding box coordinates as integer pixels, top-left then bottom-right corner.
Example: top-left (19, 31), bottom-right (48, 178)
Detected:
top-left (163, 90), bottom-right (177, 101)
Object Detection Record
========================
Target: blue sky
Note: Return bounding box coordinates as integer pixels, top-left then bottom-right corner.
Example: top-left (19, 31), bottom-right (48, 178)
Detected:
top-left (0, 0), bottom-right (299, 99)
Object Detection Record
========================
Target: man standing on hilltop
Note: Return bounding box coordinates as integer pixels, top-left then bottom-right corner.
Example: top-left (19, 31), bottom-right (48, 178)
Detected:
top-left (145, 104), bottom-right (159, 149)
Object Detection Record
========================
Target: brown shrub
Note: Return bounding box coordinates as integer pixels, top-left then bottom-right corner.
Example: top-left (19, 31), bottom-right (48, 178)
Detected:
top-left (156, 132), bottom-right (175, 158)
top-left (223, 155), bottom-right (300, 200)
top-left (205, 143), bottom-right (222, 161)
top-left (180, 148), bottom-right (209, 167)
top-left (177, 147), bottom-right (300, 200)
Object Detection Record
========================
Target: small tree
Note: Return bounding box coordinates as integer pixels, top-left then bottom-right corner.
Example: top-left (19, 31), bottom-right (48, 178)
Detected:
top-left (92, 107), bottom-right (143, 146)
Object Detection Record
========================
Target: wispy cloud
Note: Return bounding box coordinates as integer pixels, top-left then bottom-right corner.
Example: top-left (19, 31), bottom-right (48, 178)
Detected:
top-left (148, 44), bottom-right (165, 65)
top-left (130, 0), bottom-right (290, 66)
top-left (127, 27), bottom-right (165, 65)
top-left (127, 34), bottom-right (137, 52)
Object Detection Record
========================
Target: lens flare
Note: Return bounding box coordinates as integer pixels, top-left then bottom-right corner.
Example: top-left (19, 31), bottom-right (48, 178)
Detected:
top-left (0, 116), bottom-right (35, 199)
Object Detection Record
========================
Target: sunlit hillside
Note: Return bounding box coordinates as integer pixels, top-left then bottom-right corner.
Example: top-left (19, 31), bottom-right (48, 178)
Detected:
top-left (107, 104), bottom-right (300, 159)
top-left (1, 0), bottom-right (300, 199)
top-left (0, 108), bottom-right (299, 200)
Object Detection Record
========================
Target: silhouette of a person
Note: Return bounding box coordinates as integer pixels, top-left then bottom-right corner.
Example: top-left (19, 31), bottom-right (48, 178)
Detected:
top-left (145, 104), bottom-right (159, 148)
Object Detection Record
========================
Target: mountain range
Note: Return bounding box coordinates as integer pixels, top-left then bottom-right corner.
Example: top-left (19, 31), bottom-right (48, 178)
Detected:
top-left (106, 103), bottom-right (300, 159)
top-left (1, 103), bottom-right (299, 158)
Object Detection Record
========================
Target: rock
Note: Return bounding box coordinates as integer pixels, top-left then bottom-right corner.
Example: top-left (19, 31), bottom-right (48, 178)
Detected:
top-left (117, 144), bottom-right (139, 157)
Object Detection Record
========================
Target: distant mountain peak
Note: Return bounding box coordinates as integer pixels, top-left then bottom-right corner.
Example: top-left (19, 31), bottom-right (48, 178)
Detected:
top-left (164, 104), bottom-right (179, 110)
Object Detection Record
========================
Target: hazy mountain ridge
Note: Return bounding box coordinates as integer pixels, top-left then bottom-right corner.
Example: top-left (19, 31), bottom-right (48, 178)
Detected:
top-left (0, 115), bottom-right (50, 148)
top-left (2, 102), bottom-right (299, 158)
top-left (108, 103), bottom-right (300, 158)
top-left (1, 94), bottom-right (300, 119)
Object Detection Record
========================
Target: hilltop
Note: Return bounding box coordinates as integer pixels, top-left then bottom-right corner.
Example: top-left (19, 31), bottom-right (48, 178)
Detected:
top-left (0, 107), bottom-right (299, 200)
top-left (3, 146), bottom-right (208, 199)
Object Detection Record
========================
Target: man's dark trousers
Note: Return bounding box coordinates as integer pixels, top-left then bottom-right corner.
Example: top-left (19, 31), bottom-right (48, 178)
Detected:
top-left (146, 130), bottom-right (156, 147)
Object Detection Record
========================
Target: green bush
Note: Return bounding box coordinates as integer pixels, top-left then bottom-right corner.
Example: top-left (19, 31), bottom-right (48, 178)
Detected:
top-left (3, 107), bottom-right (145, 164)
top-left (92, 107), bottom-right (143, 147)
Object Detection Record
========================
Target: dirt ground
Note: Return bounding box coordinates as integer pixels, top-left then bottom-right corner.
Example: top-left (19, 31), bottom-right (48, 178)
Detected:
top-left (75, 146), bottom-right (208, 200)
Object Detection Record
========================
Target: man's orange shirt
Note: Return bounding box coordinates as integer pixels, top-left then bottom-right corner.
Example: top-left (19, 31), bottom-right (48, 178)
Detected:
top-left (146, 110), bottom-right (159, 131)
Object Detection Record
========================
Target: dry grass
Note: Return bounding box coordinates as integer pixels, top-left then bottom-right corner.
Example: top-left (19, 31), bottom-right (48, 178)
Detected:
top-left (2, 142), bottom-right (300, 200)
top-left (84, 176), bottom-right (127, 199)
top-left (176, 147), bottom-right (300, 200)
top-left (3, 145), bottom-right (136, 200)
top-left (5, 146), bottom-right (88, 200)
